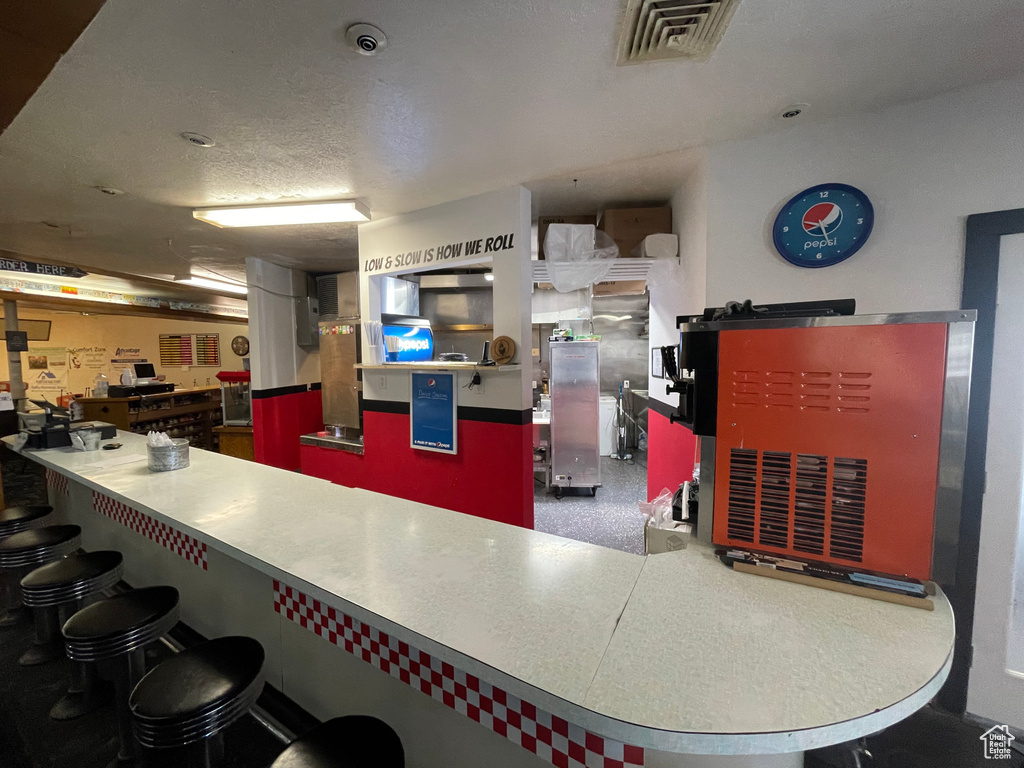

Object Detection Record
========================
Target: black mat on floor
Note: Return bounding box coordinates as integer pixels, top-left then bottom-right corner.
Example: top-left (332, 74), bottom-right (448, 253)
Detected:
top-left (0, 616), bottom-right (284, 768)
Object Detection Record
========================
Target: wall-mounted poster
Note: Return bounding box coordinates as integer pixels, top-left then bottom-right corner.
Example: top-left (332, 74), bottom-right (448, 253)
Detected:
top-left (28, 347), bottom-right (68, 396)
top-left (410, 372), bottom-right (457, 455)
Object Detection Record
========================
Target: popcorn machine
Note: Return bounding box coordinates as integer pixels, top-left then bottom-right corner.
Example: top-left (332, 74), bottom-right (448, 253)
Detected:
top-left (215, 371), bottom-right (252, 426)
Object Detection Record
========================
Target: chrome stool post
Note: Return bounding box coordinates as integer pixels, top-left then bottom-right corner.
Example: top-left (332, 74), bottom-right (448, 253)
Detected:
top-left (21, 550), bottom-right (124, 718)
top-left (63, 586), bottom-right (180, 768)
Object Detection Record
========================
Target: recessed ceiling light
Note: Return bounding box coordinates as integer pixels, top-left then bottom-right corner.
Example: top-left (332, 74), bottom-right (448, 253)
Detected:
top-left (181, 132), bottom-right (216, 147)
top-left (174, 274), bottom-right (248, 295)
top-left (485, 273), bottom-right (494, 281)
top-left (192, 199), bottom-right (370, 228)
top-left (94, 185), bottom-right (125, 196)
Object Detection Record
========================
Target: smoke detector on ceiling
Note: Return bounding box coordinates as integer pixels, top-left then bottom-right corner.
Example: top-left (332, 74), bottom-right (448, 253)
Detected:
top-left (781, 104), bottom-right (809, 119)
top-left (180, 132), bottom-right (215, 148)
top-left (616, 0), bottom-right (739, 65)
top-left (94, 185), bottom-right (125, 196)
top-left (346, 23), bottom-right (387, 56)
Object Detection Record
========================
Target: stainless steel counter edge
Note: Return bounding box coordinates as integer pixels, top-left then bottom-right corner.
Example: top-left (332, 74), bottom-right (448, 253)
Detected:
top-left (299, 433), bottom-right (365, 454)
top-left (14, 437), bottom-right (954, 755)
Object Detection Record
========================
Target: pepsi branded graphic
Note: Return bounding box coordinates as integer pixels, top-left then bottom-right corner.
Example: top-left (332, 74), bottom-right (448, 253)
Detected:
top-left (411, 372), bottom-right (457, 454)
top-left (382, 325), bottom-right (434, 362)
top-left (772, 184), bottom-right (874, 268)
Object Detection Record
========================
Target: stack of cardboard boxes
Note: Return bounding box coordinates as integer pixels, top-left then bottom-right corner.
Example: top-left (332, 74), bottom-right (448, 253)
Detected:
top-left (536, 206), bottom-right (671, 296)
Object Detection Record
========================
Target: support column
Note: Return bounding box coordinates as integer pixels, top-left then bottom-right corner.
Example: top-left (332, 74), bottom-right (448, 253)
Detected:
top-left (5, 299), bottom-right (26, 409)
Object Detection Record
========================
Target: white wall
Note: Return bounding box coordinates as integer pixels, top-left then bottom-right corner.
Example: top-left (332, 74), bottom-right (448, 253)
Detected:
top-left (0, 307), bottom-right (247, 399)
top-left (704, 75), bottom-right (1024, 313)
top-left (648, 152), bottom-right (708, 405)
top-left (245, 258), bottom-right (319, 390)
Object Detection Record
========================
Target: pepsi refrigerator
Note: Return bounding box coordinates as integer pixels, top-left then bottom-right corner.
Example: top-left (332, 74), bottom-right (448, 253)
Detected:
top-left (549, 340), bottom-right (601, 496)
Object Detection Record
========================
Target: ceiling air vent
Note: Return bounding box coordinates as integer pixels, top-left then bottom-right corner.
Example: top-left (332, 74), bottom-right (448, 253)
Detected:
top-left (616, 0), bottom-right (738, 65)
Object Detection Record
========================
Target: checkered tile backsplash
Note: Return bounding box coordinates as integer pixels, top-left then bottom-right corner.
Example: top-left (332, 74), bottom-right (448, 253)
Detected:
top-left (46, 469), bottom-right (69, 496)
top-left (274, 580), bottom-right (644, 768)
top-left (92, 491), bottom-right (208, 570)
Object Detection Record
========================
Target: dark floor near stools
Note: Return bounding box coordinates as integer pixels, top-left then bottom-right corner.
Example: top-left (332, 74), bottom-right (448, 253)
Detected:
top-left (2, 446), bottom-right (49, 508)
top-left (0, 614), bottom-right (285, 768)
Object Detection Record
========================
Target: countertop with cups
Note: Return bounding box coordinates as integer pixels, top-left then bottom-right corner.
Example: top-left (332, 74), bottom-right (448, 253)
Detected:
top-left (9, 430), bottom-right (955, 758)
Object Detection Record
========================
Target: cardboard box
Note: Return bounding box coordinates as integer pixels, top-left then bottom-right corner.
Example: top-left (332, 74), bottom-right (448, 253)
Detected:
top-left (598, 206), bottom-right (672, 258)
top-left (644, 522), bottom-right (691, 554)
top-left (537, 215), bottom-right (596, 259)
top-left (593, 280), bottom-right (647, 297)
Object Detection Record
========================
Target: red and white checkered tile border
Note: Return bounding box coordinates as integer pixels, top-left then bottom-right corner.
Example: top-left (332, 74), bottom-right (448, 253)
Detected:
top-left (46, 469), bottom-right (69, 496)
top-left (92, 491), bottom-right (208, 570)
top-left (274, 580), bottom-right (643, 768)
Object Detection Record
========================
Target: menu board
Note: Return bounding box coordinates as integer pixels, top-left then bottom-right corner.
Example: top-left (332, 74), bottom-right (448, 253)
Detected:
top-left (159, 333), bottom-right (220, 367)
top-left (195, 334), bottom-right (220, 366)
top-left (159, 335), bottom-right (194, 366)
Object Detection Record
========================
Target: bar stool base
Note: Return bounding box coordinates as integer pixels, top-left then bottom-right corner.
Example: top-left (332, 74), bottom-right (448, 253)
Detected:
top-left (18, 640), bottom-right (63, 666)
top-left (0, 605), bottom-right (27, 628)
top-left (50, 678), bottom-right (113, 721)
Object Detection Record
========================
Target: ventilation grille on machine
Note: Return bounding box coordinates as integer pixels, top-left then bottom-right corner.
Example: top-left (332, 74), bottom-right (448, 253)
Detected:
top-left (316, 274), bottom-right (339, 318)
top-left (616, 0), bottom-right (739, 65)
top-left (725, 450), bottom-right (868, 563)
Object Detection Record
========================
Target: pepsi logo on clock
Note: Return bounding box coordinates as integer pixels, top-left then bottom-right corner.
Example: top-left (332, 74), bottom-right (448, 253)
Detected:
top-left (772, 183), bottom-right (874, 268)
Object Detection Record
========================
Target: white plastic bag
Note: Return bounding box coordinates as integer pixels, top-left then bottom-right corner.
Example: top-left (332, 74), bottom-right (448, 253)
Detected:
top-left (639, 487), bottom-right (675, 529)
top-left (544, 224), bottom-right (619, 292)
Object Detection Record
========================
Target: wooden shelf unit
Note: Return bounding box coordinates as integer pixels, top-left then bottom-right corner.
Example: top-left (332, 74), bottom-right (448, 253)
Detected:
top-left (78, 385), bottom-right (223, 450)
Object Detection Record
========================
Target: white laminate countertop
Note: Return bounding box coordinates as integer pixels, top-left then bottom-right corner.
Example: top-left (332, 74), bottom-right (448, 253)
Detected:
top-left (11, 432), bottom-right (955, 754)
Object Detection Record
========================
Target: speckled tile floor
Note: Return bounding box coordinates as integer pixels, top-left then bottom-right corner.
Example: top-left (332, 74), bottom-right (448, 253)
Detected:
top-left (533, 456), bottom-right (648, 554)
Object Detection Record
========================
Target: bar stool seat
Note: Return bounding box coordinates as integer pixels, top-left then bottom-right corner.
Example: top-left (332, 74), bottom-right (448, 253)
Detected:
top-left (0, 504), bottom-right (53, 537)
top-left (270, 716), bottom-right (405, 768)
top-left (130, 636), bottom-right (265, 766)
top-left (64, 586), bottom-right (180, 767)
top-left (22, 550), bottom-right (124, 606)
top-left (22, 551), bottom-right (124, 719)
top-left (0, 525), bottom-right (81, 663)
top-left (0, 504), bottom-right (52, 628)
top-left (0, 525), bottom-right (82, 569)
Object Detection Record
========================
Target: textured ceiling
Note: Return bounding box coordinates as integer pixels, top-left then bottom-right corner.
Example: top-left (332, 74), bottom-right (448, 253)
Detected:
top-left (0, 0), bottom-right (1022, 284)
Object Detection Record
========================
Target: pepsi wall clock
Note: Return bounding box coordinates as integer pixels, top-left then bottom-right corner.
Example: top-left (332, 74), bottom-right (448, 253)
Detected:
top-left (772, 183), bottom-right (874, 268)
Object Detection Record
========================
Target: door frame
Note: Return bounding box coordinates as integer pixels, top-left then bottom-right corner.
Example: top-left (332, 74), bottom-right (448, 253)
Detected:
top-left (941, 207), bottom-right (1024, 713)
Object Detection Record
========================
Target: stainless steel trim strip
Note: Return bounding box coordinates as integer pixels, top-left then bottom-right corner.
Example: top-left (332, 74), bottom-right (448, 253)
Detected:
top-left (931, 320), bottom-right (976, 585)
top-left (680, 310), bottom-right (978, 333)
top-left (697, 437), bottom-right (716, 545)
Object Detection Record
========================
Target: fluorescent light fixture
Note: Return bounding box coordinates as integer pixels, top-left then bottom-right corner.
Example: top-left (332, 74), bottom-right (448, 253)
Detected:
top-left (175, 275), bottom-right (248, 295)
top-left (192, 199), bottom-right (370, 228)
top-left (484, 273), bottom-right (494, 281)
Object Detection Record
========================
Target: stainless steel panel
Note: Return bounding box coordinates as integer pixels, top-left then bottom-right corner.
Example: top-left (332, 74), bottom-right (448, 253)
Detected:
top-left (679, 309), bottom-right (977, 334)
top-left (420, 289), bottom-right (493, 327)
top-left (381, 276), bottom-right (420, 315)
top-left (697, 436), bottom-right (715, 544)
top-left (931, 319), bottom-right (976, 584)
top-left (550, 341), bottom-right (601, 488)
top-left (592, 293), bottom-right (649, 397)
top-left (320, 321), bottom-right (360, 431)
top-left (419, 274), bottom-right (492, 290)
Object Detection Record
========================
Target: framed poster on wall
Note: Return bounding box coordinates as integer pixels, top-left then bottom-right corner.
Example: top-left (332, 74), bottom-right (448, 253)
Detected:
top-left (410, 372), bottom-right (457, 454)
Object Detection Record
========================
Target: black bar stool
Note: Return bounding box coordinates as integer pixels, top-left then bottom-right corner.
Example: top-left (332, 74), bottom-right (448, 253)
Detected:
top-left (270, 716), bottom-right (405, 768)
top-left (63, 586), bottom-right (180, 768)
top-left (129, 636), bottom-right (265, 768)
top-left (0, 504), bottom-right (54, 628)
top-left (0, 524), bottom-right (82, 662)
top-left (21, 550), bottom-right (124, 719)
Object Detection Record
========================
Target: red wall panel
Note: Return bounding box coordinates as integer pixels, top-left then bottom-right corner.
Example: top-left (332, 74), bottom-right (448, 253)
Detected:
top-left (646, 408), bottom-right (697, 501)
top-left (253, 388), bottom-right (323, 471)
top-left (300, 410), bottom-right (533, 528)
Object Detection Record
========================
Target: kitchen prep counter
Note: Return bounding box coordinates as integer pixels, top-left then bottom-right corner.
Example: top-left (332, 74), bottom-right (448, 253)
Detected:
top-left (10, 432), bottom-right (954, 765)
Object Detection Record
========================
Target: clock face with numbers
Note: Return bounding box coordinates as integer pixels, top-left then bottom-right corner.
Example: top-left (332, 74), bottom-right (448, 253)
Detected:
top-left (231, 335), bottom-right (250, 356)
top-left (772, 184), bottom-right (874, 268)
